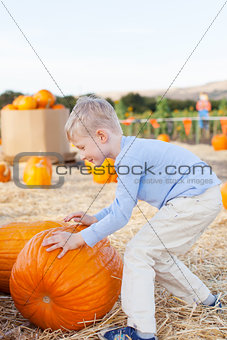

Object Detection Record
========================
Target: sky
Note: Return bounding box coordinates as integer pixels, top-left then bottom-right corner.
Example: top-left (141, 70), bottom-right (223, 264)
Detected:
top-left (1, 0), bottom-right (227, 96)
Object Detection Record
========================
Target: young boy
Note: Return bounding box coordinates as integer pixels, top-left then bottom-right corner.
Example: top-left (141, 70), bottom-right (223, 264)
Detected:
top-left (42, 96), bottom-right (223, 340)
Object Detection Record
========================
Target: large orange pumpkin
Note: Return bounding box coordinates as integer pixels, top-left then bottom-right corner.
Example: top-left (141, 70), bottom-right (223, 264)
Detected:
top-left (211, 134), bottom-right (227, 151)
top-left (10, 224), bottom-right (123, 330)
top-left (0, 162), bottom-right (11, 182)
top-left (13, 95), bottom-right (24, 108)
top-left (52, 104), bottom-right (66, 109)
top-left (0, 221), bottom-right (67, 293)
top-left (17, 96), bottom-right (37, 110)
top-left (23, 156), bottom-right (52, 186)
top-left (33, 89), bottom-right (56, 108)
top-left (221, 182), bottom-right (227, 209)
top-left (93, 158), bottom-right (118, 184)
top-left (1, 104), bottom-right (17, 110)
top-left (157, 134), bottom-right (170, 142)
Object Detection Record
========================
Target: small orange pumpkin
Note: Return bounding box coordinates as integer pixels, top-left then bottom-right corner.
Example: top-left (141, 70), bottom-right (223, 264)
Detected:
top-left (1, 104), bottom-right (17, 110)
top-left (211, 134), bottom-right (227, 151)
top-left (33, 89), bottom-right (56, 108)
top-left (221, 182), bottom-right (227, 209)
top-left (157, 134), bottom-right (170, 142)
top-left (10, 224), bottom-right (123, 330)
top-left (52, 104), bottom-right (65, 109)
top-left (93, 158), bottom-right (117, 184)
top-left (23, 156), bottom-right (52, 186)
top-left (13, 95), bottom-right (24, 108)
top-left (17, 96), bottom-right (37, 110)
top-left (0, 221), bottom-right (67, 293)
top-left (0, 162), bottom-right (11, 182)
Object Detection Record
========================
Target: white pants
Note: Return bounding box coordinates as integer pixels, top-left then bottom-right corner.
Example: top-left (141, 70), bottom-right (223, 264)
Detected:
top-left (121, 185), bottom-right (223, 334)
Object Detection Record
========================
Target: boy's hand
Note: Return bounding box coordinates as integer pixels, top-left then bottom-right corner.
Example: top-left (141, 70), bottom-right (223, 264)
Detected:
top-left (42, 231), bottom-right (85, 258)
top-left (64, 211), bottom-right (98, 226)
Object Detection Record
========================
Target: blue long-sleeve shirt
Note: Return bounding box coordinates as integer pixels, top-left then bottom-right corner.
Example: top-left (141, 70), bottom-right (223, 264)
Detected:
top-left (80, 136), bottom-right (221, 247)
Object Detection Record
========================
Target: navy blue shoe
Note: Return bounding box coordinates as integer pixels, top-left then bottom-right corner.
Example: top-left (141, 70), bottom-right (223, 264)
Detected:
top-left (98, 326), bottom-right (156, 340)
top-left (209, 294), bottom-right (222, 311)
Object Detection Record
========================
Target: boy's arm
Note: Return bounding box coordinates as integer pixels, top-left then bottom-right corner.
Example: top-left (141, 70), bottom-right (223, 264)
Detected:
top-left (80, 162), bottom-right (141, 247)
top-left (93, 204), bottom-right (113, 222)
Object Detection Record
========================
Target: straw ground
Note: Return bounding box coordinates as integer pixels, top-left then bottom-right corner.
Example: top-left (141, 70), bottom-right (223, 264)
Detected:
top-left (0, 142), bottom-right (226, 339)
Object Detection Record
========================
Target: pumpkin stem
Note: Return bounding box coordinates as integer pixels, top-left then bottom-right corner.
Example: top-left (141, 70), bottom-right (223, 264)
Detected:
top-left (46, 98), bottom-right (51, 108)
top-left (0, 162), bottom-right (10, 176)
top-left (35, 160), bottom-right (45, 168)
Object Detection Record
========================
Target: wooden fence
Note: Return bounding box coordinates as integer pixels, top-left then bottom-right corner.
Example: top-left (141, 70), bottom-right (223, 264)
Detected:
top-left (120, 116), bottom-right (227, 144)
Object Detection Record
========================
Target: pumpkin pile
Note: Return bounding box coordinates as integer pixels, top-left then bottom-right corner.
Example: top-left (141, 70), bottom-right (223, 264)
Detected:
top-left (9, 223), bottom-right (123, 330)
top-left (85, 158), bottom-right (118, 184)
top-left (1, 90), bottom-right (66, 111)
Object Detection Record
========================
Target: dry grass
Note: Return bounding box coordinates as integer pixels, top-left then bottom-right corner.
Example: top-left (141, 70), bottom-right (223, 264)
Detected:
top-left (0, 143), bottom-right (226, 339)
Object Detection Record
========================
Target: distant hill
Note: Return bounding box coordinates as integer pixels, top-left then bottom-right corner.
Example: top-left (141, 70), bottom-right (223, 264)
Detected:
top-left (97, 80), bottom-right (227, 101)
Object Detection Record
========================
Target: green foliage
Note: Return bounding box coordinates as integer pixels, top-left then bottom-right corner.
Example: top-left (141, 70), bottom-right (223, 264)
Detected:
top-left (56, 94), bottom-right (115, 113)
top-left (210, 100), bottom-right (220, 110)
top-left (114, 99), bottom-right (127, 119)
top-left (105, 97), bottom-right (115, 108)
top-left (1, 89), bottom-right (226, 115)
top-left (0, 90), bottom-right (23, 109)
top-left (121, 93), bottom-right (146, 113)
top-left (168, 99), bottom-right (195, 111)
top-left (218, 98), bottom-right (227, 112)
top-left (55, 95), bottom-right (77, 112)
top-left (155, 97), bottom-right (172, 118)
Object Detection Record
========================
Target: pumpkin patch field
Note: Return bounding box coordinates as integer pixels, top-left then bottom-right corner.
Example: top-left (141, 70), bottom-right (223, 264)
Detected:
top-left (0, 142), bottom-right (226, 339)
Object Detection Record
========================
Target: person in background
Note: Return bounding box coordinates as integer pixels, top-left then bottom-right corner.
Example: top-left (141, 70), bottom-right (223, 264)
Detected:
top-left (196, 93), bottom-right (211, 138)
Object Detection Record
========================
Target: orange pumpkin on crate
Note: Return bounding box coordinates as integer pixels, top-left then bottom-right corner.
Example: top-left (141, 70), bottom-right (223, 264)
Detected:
top-left (211, 134), bottom-right (227, 151)
top-left (12, 95), bottom-right (24, 108)
top-left (0, 221), bottom-right (67, 293)
top-left (221, 182), bottom-right (227, 209)
top-left (157, 134), bottom-right (170, 142)
top-left (23, 156), bottom-right (52, 186)
top-left (33, 89), bottom-right (56, 108)
top-left (10, 224), bottom-right (123, 330)
top-left (0, 162), bottom-right (11, 182)
top-left (52, 104), bottom-right (66, 109)
top-left (1, 104), bottom-right (17, 110)
top-left (93, 158), bottom-right (118, 184)
top-left (17, 96), bottom-right (37, 110)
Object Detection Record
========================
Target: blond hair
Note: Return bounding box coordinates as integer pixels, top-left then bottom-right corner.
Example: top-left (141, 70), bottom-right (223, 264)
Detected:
top-left (65, 95), bottom-right (123, 141)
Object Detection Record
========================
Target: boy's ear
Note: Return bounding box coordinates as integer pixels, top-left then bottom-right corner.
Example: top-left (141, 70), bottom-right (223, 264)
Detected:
top-left (95, 129), bottom-right (108, 143)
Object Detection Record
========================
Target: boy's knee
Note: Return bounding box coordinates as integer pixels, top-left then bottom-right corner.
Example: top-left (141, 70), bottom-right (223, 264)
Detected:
top-left (124, 239), bottom-right (161, 263)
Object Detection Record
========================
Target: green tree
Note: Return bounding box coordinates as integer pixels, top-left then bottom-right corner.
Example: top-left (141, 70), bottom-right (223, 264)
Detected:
top-left (210, 100), bottom-right (220, 110)
top-left (218, 98), bottom-right (227, 112)
top-left (121, 92), bottom-right (146, 113)
top-left (105, 97), bottom-right (115, 108)
top-left (155, 97), bottom-right (173, 134)
top-left (155, 97), bottom-right (172, 118)
top-left (168, 99), bottom-right (196, 111)
top-left (115, 99), bottom-right (127, 119)
top-left (0, 90), bottom-right (23, 109)
top-left (55, 95), bottom-right (77, 112)
top-left (143, 96), bottom-right (156, 112)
